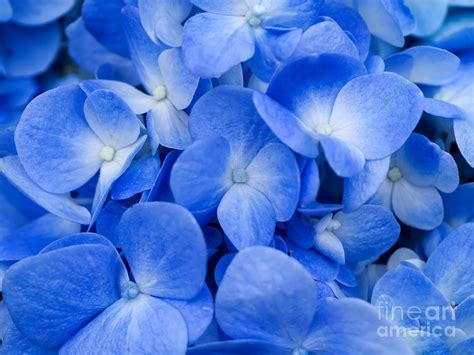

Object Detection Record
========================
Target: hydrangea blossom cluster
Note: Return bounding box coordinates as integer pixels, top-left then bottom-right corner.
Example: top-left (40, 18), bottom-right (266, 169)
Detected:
top-left (1, 0), bottom-right (474, 354)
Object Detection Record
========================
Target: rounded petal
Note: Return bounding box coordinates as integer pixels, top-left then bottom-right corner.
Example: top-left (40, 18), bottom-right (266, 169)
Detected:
top-left (83, 90), bottom-right (140, 149)
top-left (170, 136), bottom-right (232, 211)
top-left (217, 184), bottom-right (276, 250)
top-left (385, 46), bottom-right (460, 85)
top-left (147, 101), bottom-right (192, 151)
top-left (392, 180), bottom-right (443, 230)
top-left (453, 113), bottom-right (474, 167)
top-left (330, 73), bottom-right (424, 160)
top-left (216, 247), bottom-right (318, 348)
top-left (182, 13), bottom-right (255, 78)
top-left (424, 223), bottom-right (474, 305)
top-left (190, 0), bottom-right (248, 15)
top-left (3, 244), bottom-right (125, 349)
top-left (61, 295), bottom-right (187, 354)
top-left (159, 48), bottom-right (199, 110)
top-left (190, 86), bottom-right (275, 166)
top-left (118, 202), bottom-right (207, 299)
top-left (333, 205), bottom-right (400, 263)
top-left (246, 143), bottom-right (300, 221)
top-left (15, 85), bottom-right (103, 193)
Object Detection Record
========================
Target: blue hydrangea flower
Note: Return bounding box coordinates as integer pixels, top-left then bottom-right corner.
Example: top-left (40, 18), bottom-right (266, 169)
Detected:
top-left (14, 85), bottom-right (147, 224)
top-left (2, 202), bottom-right (212, 353)
top-left (189, 247), bottom-right (412, 354)
top-left (80, 6), bottom-right (202, 153)
top-left (286, 205), bottom-right (400, 277)
top-left (372, 223), bottom-right (474, 354)
top-left (253, 53), bottom-right (424, 178)
top-left (170, 86), bottom-right (300, 250)
top-left (344, 133), bottom-right (459, 230)
top-left (182, 0), bottom-right (323, 80)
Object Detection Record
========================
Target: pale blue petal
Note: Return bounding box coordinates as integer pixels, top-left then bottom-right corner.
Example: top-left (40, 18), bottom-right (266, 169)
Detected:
top-left (292, 20), bottom-right (359, 60)
top-left (330, 73), bottom-right (424, 160)
top-left (435, 149), bottom-right (459, 193)
top-left (159, 48), bottom-right (199, 110)
top-left (15, 85), bottom-right (103, 193)
top-left (190, 87), bottom-right (275, 166)
top-left (423, 98), bottom-right (466, 120)
top-left (170, 136), bottom-right (232, 211)
top-left (118, 202), bottom-right (207, 299)
top-left (265, 54), bottom-right (366, 131)
top-left (373, 267), bottom-right (454, 332)
top-left (385, 46), bottom-right (460, 85)
top-left (182, 13), bottom-right (254, 78)
top-left (80, 80), bottom-right (157, 114)
top-left (303, 298), bottom-right (413, 354)
top-left (246, 143), bottom-right (300, 221)
top-left (456, 296), bottom-right (474, 337)
top-left (453, 113), bottom-right (474, 167)
top-left (392, 180), bottom-right (443, 230)
top-left (147, 100), bottom-right (192, 150)
top-left (404, 0), bottom-right (448, 36)
top-left (61, 295), bottom-right (187, 354)
top-left (218, 184), bottom-right (276, 250)
top-left (343, 157), bottom-right (390, 212)
top-left (333, 205), bottom-right (400, 263)
top-left (424, 224), bottom-right (474, 304)
top-left (299, 158), bottom-right (320, 206)
top-left (314, 230), bottom-right (345, 264)
top-left (90, 136), bottom-right (146, 224)
top-left (216, 247), bottom-right (318, 348)
top-left (83, 89), bottom-right (141, 149)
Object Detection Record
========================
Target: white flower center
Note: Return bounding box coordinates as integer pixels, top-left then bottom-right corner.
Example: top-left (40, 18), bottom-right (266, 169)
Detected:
top-left (232, 168), bottom-right (248, 183)
top-left (100, 146), bottom-right (116, 162)
top-left (153, 85), bottom-right (167, 101)
top-left (315, 123), bottom-right (333, 136)
top-left (121, 281), bottom-right (139, 299)
top-left (388, 167), bottom-right (402, 182)
top-left (245, 5), bottom-right (265, 27)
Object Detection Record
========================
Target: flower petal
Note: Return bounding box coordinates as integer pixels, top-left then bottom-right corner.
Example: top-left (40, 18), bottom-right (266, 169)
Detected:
top-left (118, 202), bottom-right (207, 299)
